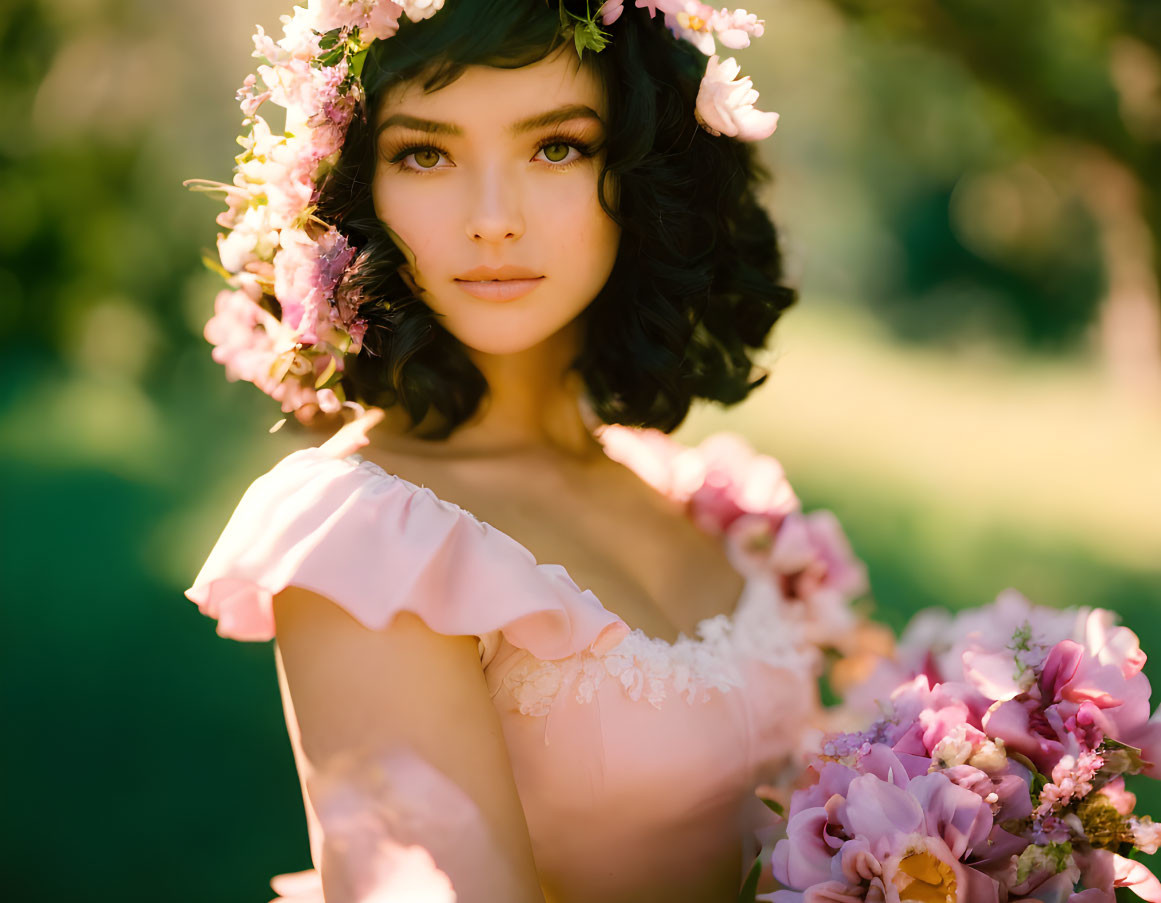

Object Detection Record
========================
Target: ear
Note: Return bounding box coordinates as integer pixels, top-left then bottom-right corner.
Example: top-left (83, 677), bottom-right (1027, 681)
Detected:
top-left (382, 223), bottom-right (425, 295)
top-left (397, 262), bottom-right (423, 296)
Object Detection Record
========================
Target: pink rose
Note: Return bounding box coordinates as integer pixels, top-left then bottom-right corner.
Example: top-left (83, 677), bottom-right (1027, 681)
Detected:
top-left (686, 432), bottom-right (798, 535)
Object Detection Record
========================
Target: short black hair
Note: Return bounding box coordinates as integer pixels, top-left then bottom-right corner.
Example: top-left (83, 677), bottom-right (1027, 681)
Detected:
top-left (315, 0), bottom-right (796, 439)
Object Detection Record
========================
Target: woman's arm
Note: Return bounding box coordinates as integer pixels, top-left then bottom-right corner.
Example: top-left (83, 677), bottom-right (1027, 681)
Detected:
top-left (273, 586), bottom-right (547, 903)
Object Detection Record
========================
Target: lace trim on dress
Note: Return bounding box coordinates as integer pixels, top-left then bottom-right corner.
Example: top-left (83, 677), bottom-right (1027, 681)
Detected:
top-left (502, 581), bottom-right (819, 716)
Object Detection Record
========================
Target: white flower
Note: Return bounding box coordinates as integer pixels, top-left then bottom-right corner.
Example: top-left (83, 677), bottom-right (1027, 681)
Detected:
top-left (216, 205), bottom-right (278, 272)
top-left (401, 0), bottom-right (444, 23)
top-left (695, 55), bottom-right (779, 142)
top-left (276, 7), bottom-right (324, 59)
top-left (967, 738), bottom-right (1009, 774)
top-left (1130, 817), bottom-right (1161, 855)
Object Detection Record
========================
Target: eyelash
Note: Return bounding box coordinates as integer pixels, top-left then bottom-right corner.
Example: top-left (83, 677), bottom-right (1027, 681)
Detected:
top-left (386, 132), bottom-right (599, 174)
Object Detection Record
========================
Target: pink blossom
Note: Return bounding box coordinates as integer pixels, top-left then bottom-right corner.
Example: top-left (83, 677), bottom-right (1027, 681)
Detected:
top-left (695, 55), bottom-right (779, 142)
top-left (762, 510), bottom-right (869, 606)
top-left (208, 182), bottom-right (254, 231)
top-left (308, 116), bottom-right (349, 161)
top-left (895, 590), bottom-right (1084, 691)
top-left (1033, 750), bottom-right (1103, 818)
top-left (1075, 849), bottom-right (1161, 903)
top-left (708, 7), bottom-right (765, 49)
top-left (927, 722), bottom-right (988, 767)
top-left (1097, 777), bottom-right (1137, 816)
top-left (273, 227), bottom-right (355, 343)
top-left (962, 647), bottom-right (1037, 704)
top-left (1082, 609), bottom-right (1148, 678)
top-left (981, 698), bottom-right (1073, 774)
top-left (205, 289), bottom-right (268, 383)
top-left (315, 387), bottom-right (342, 414)
top-left (600, 1), bottom-right (625, 24)
top-left (251, 24), bottom-right (287, 65)
top-left (633, 0), bottom-right (677, 17)
top-left (273, 233), bottom-right (325, 341)
top-left (309, 0), bottom-right (380, 34)
top-left (1005, 632), bottom-right (1155, 774)
top-left (257, 56), bottom-right (349, 126)
top-left (366, 1), bottom-right (405, 38)
top-left (686, 432), bottom-right (798, 535)
top-left (236, 73), bottom-right (272, 118)
top-left (315, 228), bottom-right (357, 288)
top-left (941, 764), bottom-right (1033, 822)
top-left (333, 252), bottom-right (370, 324)
top-left (664, 2), bottom-right (719, 55)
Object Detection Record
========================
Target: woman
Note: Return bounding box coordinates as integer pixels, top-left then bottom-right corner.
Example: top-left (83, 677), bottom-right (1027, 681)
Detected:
top-left (185, 2), bottom-right (871, 901)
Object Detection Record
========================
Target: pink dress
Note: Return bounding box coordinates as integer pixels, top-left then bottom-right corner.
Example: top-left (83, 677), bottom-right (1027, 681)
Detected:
top-left (185, 421), bottom-right (838, 903)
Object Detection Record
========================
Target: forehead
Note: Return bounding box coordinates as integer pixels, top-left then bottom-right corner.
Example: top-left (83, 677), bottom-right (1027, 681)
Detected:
top-left (375, 48), bottom-right (607, 126)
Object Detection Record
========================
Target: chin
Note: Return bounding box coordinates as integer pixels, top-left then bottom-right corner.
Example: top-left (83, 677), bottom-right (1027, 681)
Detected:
top-left (434, 306), bottom-right (589, 358)
top-left (449, 327), bottom-right (570, 357)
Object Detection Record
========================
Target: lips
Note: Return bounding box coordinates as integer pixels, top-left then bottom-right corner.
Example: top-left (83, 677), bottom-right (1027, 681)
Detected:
top-left (453, 265), bottom-right (545, 302)
top-left (454, 265), bottom-right (543, 282)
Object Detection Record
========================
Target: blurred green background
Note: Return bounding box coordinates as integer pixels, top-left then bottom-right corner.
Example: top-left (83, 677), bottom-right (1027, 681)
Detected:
top-left (3, 0), bottom-right (1159, 899)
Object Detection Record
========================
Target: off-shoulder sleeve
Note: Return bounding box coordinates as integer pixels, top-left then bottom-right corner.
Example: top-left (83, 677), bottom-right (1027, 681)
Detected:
top-left (183, 447), bottom-right (629, 662)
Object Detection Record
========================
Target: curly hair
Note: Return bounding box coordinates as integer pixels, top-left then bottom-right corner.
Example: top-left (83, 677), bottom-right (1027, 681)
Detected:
top-left (315, 0), bottom-right (796, 439)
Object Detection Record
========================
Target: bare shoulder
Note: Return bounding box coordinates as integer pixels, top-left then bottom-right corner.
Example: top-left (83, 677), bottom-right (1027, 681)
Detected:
top-left (272, 588), bottom-right (489, 770)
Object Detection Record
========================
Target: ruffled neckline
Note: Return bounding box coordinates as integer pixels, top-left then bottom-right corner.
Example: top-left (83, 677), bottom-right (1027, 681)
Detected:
top-left (335, 420), bottom-right (793, 653)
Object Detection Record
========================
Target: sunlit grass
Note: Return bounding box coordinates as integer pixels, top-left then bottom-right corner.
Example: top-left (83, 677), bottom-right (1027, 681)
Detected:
top-left (680, 300), bottom-right (1161, 572)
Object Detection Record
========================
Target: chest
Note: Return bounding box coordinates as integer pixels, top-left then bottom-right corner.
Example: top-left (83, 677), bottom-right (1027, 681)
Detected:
top-left (360, 450), bottom-right (747, 644)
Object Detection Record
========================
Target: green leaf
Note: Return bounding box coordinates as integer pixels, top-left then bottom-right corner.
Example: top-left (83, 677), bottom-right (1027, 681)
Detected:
top-left (315, 45), bottom-right (346, 69)
top-left (1100, 738), bottom-right (1148, 776)
top-left (559, 0), bottom-right (610, 58)
top-left (1015, 843), bottom-right (1073, 884)
top-left (350, 47), bottom-right (369, 79)
top-left (760, 796), bottom-right (785, 816)
top-left (572, 19), bottom-right (610, 56)
top-left (736, 858), bottom-right (763, 903)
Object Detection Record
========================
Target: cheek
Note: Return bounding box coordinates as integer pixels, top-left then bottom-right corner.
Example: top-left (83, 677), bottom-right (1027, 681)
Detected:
top-left (535, 176), bottom-right (619, 270)
top-left (372, 178), bottom-right (449, 267)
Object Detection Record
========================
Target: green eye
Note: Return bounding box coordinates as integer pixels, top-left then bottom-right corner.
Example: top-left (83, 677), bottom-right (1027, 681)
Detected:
top-left (542, 143), bottom-right (572, 163)
top-left (412, 148), bottom-right (441, 168)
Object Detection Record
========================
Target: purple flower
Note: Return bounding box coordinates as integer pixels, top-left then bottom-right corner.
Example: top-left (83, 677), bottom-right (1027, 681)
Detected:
top-left (772, 747), bottom-right (1000, 903)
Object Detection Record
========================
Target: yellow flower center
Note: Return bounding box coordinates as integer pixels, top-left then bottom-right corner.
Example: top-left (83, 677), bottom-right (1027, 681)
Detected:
top-left (894, 851), bottom-right (958, 903)
top-left (677, 12), bottom-right (708, 31)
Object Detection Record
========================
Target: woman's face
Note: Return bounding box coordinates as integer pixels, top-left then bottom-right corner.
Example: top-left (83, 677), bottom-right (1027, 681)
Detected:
top-left (371, 49), bottom-right (620, 357)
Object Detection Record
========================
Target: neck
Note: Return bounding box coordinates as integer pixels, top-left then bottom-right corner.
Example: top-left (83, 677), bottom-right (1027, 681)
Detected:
top-left (374, 317), bottom-right (606, 461)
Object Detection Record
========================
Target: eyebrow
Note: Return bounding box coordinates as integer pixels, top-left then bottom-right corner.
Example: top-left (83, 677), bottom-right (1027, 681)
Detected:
top-left (511, 104), bottom-right (604, 134)
top-left (376, 104), bottom-right (604, 139)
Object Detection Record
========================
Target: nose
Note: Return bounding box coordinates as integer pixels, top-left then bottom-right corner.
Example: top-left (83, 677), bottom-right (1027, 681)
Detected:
top-left (464, 164), bottom-right (524, 243)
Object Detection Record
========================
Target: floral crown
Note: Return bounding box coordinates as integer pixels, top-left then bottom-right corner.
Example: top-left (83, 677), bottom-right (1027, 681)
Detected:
top-left (186, 0), bottom-right (780, 421)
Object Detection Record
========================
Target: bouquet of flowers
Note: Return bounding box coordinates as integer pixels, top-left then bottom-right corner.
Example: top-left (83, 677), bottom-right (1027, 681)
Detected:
top-left (762, 591), bottom-right (1161, 903)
